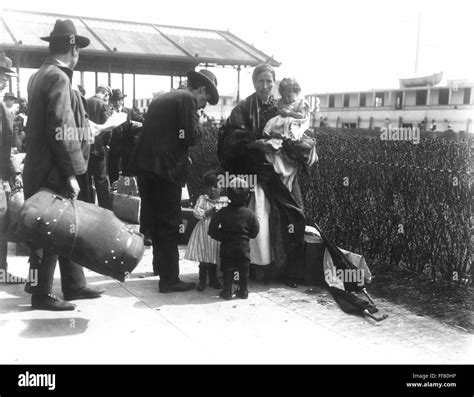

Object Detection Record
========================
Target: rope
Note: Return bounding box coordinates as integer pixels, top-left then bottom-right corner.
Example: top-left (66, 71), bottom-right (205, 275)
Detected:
top-left (319, 157), bottom-right (472, 175)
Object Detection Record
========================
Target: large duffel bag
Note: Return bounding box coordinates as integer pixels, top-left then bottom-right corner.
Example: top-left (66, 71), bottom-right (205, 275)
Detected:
top-left (19, 189), bottom-right (144, 281)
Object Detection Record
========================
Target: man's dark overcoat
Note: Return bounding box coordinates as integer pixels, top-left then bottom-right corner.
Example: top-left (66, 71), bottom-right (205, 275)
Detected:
top-left (133, 89), bottom-right (201, 187)
top-left (23, 57), bottom-right (90, 199)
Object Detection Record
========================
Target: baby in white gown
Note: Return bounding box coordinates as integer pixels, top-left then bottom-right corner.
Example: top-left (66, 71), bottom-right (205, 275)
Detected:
top-left (263, 78), bottom-right (317, 190)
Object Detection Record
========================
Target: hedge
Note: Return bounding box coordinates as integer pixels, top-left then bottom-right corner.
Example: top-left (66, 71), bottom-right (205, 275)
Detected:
top-left (188, 124), bottom-right (473, 283)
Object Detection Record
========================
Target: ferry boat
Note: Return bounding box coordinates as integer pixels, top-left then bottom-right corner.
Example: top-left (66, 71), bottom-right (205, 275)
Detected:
top-left (306, 77), bottom-right (474, 133)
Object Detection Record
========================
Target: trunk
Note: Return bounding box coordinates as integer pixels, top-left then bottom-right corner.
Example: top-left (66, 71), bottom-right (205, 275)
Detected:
top-left (19, 189), bottom-right (144, 281)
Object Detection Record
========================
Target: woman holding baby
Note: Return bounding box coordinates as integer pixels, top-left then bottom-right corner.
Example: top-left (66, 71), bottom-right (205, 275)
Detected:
top-left (218, 64), bottom-right (316, 287)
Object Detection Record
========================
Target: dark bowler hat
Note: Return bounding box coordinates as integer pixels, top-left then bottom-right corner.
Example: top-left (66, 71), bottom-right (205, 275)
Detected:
top-left (186, 69), bottom-right (219, 105)
top-left (4, 92), bottom-right (17, 101)
top-left (111, 89), bottom-right (127, 101)
top-left (0, 51), bottom-right (16, 75)
top-left (40, 19), bottom-right (90, 49)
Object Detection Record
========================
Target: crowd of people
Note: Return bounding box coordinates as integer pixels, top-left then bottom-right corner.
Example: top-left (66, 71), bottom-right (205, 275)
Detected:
top-left (0, 18), bottom-right (317, 311)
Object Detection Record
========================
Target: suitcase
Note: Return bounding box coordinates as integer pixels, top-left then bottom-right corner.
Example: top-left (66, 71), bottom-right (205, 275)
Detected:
top-left (19, 189), bottom-right (144, 282)
top-left (112, 192), bottom-right (141, 224)
top-left (116, 175), bottom-right (139, 196)
top-left (302, 232), bottom-right (326, 286)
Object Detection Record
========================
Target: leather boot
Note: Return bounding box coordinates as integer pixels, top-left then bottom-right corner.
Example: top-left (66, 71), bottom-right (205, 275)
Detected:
top-left (219, 270), bottom-right (233, 300)
top-left (196, 263), bottom-right (208, 292)
top-left (208, 264), bottom-right (222, 289)
top-left (32, 294), bottom-right (76, 311)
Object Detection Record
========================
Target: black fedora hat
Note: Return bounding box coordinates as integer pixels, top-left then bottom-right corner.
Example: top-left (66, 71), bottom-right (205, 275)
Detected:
top-left (40, 19), bottom-right (90, 49)
top-left (4, 92), bottom-right (17, 101)
top-left (111, 89), bottom-right (127, 101)
top-left (186, 69), bottom-right (219, 105)
top-left (0, 51), bottom-right (16, 76)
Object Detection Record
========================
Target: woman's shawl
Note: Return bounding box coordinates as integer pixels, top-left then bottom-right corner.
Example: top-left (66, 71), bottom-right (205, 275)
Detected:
top-left (218, 93), bottom-right (278, 175)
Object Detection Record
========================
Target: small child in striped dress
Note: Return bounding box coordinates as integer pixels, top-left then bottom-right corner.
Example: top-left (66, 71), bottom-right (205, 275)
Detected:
top-left (185, 170), bottom-right (229, 291)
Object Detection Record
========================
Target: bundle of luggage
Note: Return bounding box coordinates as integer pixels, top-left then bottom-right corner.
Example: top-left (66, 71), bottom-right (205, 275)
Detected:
top-left (111, 175), bottom-right (141, 224)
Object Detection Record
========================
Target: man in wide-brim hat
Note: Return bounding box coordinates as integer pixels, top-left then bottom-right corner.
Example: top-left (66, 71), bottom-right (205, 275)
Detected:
top-left (40, 19), bottom-right (90, 48)
top-left (131, 69), bottom-right (219, 293)
top-left (186, 69), bottom-right (219, 105)
top-left (22, 19), bottom-right (104, 311)
top-left (110, 88), bottom-right (126, 102)
top-left (0, 50), bottom-right (25, 284)
top-left (3, 92), bottom-right (18, 112)
top-left (3, 92), bottom-right (17, 101)
top-left (0, 51), bottom-right (16, 76)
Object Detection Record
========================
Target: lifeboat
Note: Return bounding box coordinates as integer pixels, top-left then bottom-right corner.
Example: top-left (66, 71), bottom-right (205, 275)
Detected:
top-left (399, 72), bottom-right (443, 88)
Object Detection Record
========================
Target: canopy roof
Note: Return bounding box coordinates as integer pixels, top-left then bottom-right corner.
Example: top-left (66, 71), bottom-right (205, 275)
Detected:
top-left (0, 9), bottom-right (280, 75)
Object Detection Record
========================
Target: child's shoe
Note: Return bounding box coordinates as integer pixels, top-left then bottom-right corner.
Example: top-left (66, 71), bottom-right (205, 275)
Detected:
top-left (235, 288), bottom-right (248, 299)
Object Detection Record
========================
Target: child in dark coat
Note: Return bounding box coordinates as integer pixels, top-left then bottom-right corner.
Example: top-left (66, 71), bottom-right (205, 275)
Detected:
top-left (208, 178), bottom-right (260, 300)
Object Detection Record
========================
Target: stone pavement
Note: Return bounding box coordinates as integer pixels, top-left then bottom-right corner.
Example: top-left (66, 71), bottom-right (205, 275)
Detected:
top-left (0, 244), bottom-right (472, 364)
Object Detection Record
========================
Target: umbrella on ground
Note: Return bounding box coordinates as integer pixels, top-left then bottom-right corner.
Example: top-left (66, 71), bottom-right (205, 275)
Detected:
top-left (313, 222), bottom-right (388, 322)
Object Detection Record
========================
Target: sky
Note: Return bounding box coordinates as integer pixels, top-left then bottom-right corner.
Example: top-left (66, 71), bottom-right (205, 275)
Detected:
top-left (3, 0), bottom-right (474, 103)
